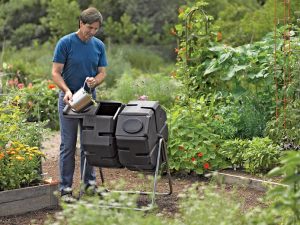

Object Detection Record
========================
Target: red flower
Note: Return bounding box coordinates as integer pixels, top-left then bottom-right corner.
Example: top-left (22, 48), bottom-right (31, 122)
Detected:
top-left (48, 84), bottom-right (56, 90)
top-left (17, 83), bottom-right (24, 89)
top-left (7, 79), bottom-right (14, 87)
top-left (203, 163), bottom-right (210, 170)
top-left (191, 157), bottom-right (196, 162)
top-left (197, 152), bottom-right (203, 157)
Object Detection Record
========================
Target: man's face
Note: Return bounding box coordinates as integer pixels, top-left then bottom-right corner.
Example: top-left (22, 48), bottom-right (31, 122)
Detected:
top-left (79, 21), bottom-right (100, 41)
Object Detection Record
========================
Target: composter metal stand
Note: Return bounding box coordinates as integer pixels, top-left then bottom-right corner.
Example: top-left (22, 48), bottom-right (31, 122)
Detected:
top-left (81, 137), bottom-right (172, 211)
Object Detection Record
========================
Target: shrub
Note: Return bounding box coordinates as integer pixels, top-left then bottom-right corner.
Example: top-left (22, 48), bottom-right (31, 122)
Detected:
top-left (0, 95), bottom-right (47, 147)
top-left (168, 96), bottom-right (230, 174)
top-left (105, 73), bottom-right (180, 108)
top-left (219, 137), bottom-right (281, 174)
top-left (0, 96), bottom-right (46, 190)
top-left (176, 184), bottom-right (246, 225)
top-left (3, 79), bottom-right (59, 130)
top-left (246, 151), bottom-right (300, 224)
top-left (2, 42), bottom-right (53, 82)
top-left (0, 141), bottom-right (45, 191)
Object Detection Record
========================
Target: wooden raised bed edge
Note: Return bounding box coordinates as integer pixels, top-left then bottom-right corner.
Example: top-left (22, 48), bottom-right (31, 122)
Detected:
top-left (0, 181), bottom-right (59, 217)
top-left (213, 171), bottom-right (286, 192)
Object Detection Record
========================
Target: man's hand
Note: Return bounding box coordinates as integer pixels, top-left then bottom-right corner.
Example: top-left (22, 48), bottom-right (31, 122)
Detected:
top-left (63, 90), bottom-right (73, 105)
top-left (86, 77), bottom-right (97, 88)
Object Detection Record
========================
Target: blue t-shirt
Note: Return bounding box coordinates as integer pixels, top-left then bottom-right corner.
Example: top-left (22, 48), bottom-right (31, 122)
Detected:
top-left (52, 32), bottom-right (108, 92)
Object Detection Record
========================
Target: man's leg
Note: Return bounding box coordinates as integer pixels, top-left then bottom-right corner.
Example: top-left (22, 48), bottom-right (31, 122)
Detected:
top-left (58, 92), bottom-right (79, 192)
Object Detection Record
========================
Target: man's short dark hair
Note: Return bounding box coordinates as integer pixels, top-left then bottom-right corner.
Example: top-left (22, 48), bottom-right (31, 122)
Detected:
top-left (79, 7), bottom-right (103, 26)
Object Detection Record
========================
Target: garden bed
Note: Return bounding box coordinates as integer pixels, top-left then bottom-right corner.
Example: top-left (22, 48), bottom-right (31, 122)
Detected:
top-left (0, 182), bottom-right (59, 217)
top-left (0, 132), bottom-right (267, 224)
top-left (214, 169), bottom-right (284, 192)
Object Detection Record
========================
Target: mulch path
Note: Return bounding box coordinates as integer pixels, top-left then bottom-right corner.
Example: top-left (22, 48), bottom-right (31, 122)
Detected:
top-left (0, 132), bottom-right (266, 225)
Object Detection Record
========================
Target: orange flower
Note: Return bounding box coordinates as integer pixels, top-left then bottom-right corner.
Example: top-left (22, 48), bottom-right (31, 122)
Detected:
top-left (197, 152), bottom-right (203, 157)
top-left (170, 28), bottom-right (177, 36)
top-left (27, 83), bottom-right (33, 88)
top-left (217, 32), bottom-right (222, 42)
top-left (7, 150), bottom-right (16, 155)
top-left (0, 152), bottom-right (4, 160)
top-left (48, 84), bottom-right (56, 90)
top-left (178, 145), bottom-right (185, 151)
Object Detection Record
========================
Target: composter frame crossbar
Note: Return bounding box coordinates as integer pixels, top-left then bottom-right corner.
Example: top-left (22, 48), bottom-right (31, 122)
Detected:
top-left (80, 137), bottom-right (172, 211)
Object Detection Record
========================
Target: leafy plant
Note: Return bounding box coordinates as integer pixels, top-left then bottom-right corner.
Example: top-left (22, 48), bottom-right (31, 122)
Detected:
top-left (243, 137), bottom-right (281, 174)
top-left (219, 137), bottom-right (281, 174)
top-left (3, 79), bottom-right (59, 130)
top-left (0, 141), bottom-right (45, 191)
top-left (265, 99), bottom-right (300, 148)
top-left (246, 151), bottom-right (300, 224)
top-left (0, 95), bottom-right (47, 147)
top-left (175, 184), bottom-right (246, 225)
top-left (105, 73), bottom-right (180, 108)
top-left (168, 96), bottom-right (229, 174)
top-left (266, 151), bottom-right (300, 224)
top-left (219, 139), bottom-right (248, 169)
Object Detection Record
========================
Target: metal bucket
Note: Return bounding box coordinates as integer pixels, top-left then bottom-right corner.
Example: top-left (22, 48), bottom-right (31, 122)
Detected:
top-left (69, 87), bottom-right (93, 112)
top-left (68, 78), bottom-right (94, 112)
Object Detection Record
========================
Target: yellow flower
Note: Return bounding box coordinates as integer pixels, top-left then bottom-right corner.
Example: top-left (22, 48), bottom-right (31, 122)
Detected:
top-left (15, 156), bottom-right (25, 161)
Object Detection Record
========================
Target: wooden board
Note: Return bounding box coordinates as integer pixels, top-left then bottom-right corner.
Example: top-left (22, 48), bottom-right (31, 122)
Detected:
top-left (0, 183), bottom-right (58, 217)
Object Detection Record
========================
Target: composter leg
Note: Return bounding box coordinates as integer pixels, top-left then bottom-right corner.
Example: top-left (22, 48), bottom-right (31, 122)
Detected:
top-left (97, 138), bottom-right (172, 211)
top-left (79, 157), bottom-right (87, 198)
top-left (99, 168), bottom-right (105, 185)
top-left (148, 138), bottom-right (173, 209)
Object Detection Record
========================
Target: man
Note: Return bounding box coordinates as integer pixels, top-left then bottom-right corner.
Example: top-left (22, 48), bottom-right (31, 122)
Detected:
top-left (52, 7), bottom-right (107, 198)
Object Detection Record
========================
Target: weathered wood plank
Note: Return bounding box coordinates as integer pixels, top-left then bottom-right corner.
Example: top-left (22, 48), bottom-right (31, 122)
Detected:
top-left (0, 183), bottom-right (58, 217)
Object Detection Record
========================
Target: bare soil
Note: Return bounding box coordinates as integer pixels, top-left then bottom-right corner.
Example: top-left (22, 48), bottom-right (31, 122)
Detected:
top-left (0, 132), bottom-right (266, 225)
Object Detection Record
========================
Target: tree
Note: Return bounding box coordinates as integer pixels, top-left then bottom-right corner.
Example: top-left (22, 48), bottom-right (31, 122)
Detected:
top-left (41, 0), bottom-right (80, 41)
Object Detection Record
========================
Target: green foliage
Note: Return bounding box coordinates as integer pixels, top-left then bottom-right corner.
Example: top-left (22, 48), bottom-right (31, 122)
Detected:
top-left (265, 99), bottom-right (300, 147)
top-left (218, 139), bottom-right (248, 168)
top-left (0, 141), bottom-right (44, 191)
top-left (93, 0), bottom-right (183, 45)
top-left (234, 95), bottom-right (273, 139)
top-left (104, 43), bottom-right (169, 89)
top-left (46, 183), bottom-right (249, 225)
top-left (104, 73), bottom-right (180, 108)
top-left (243, 137), bottom-right (281, 174)
top-left (0, 0), bottom-right (48, 48)
top-left (0, 95), bottom-right (47, 147)
top-left (3, 80), bottom-right (59, 130)
top-left (176, 184), bottom-right (246, 225)
top-left (219, 137), bottom-right (281, 174)
top-left (120, 45), bottom-right (166, 72)
top-left (167, 96), bottom-right (230, 174)
top-left (41, 0), bottom-right (80, 39)
top-left (2, 42), bottom-right (53, 81)
top-left (0, 94), bottom-right (47, 190)
top-left (45, 186), bottom-right (169, 225)
top-left (266, 151), bottom-right (300, 224)
top-left (246, 151), bottom-right (300, 224)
